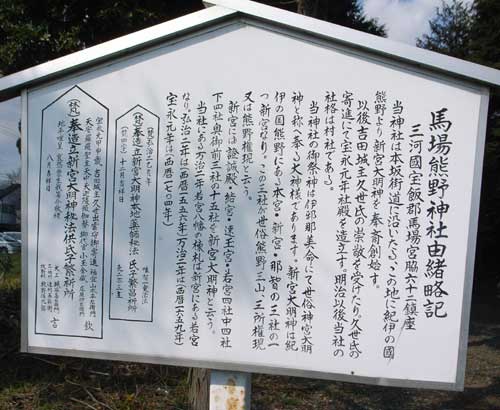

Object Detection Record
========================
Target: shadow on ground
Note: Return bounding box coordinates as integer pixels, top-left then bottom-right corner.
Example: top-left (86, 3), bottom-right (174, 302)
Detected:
top-left (251, 291), bottom-right (500, 410)
top-left (1, 278), bottom-right (499, 409)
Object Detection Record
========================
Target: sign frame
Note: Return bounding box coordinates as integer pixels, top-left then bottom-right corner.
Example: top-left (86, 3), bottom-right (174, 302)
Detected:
top-left (15, 12), bottom-right (492, 391)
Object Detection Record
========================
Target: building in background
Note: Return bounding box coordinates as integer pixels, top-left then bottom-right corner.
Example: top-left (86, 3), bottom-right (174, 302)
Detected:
top-left (0, 183), bottom-right (20, 230)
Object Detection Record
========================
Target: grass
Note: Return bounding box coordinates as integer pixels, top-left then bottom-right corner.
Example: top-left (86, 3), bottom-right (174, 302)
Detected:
top-left (1, 255), bottom-right (499, 409)
top-left (0, 252), bottom-right (21, 290)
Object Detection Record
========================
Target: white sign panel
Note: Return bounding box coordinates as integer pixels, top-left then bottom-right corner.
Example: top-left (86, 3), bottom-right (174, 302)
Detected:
top-left (24, 22), bottom-right (487, 390)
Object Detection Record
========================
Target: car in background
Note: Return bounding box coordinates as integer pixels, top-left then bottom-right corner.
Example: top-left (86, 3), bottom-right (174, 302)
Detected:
top-left (3, 231), bottom-right (21, 244)
top-left (0, 232), bottom-right (21, 254)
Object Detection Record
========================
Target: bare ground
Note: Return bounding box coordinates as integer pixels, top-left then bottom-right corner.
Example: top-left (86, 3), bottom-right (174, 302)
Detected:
top-left (0, 272), bottom-right (499, 410)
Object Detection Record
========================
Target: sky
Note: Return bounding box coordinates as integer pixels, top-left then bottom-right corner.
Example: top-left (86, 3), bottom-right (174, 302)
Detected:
top-left (0, 0), bottom-right (467, 182)
top-left (363, 0), bottom-right (473, 45)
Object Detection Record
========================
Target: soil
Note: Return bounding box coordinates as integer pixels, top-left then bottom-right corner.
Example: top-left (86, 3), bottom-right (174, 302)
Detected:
top-left (1, 278), bottom-right (499, 410)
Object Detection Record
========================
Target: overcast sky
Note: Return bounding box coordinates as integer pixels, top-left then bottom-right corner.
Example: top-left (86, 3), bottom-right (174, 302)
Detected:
top-left (363, 0), bottom-right (473, 45)
top-left (0, 0), bottom-right (467, 182)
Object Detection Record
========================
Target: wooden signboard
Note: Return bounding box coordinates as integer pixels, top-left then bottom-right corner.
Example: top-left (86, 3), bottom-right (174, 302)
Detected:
top-left (0, 0), bottom-right (498, 393)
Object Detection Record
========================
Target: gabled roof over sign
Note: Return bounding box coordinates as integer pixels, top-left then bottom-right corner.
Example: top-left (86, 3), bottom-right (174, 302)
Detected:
top-left (0, 0), bottom-right (499, 102)
top-left (205, 0), bottom-right (500, 88)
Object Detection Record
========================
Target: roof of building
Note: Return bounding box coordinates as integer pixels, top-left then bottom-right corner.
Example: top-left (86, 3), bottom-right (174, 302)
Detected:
top-left (0, 0), bottom-right (498, 102)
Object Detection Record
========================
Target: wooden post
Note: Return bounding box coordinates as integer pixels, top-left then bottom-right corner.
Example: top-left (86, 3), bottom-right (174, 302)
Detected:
top-left (188, 369), bottom-right (251, 410)
top-left (188, 368), bottom-right (210, 410)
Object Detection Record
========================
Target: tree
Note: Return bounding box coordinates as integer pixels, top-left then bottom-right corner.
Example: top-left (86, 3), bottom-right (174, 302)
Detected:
top-left (297, 0), bottom-right (385, 35)
top-left (416, 0), bottom-right (474, 59)
top-left (4, 168), bottom-right (20, 185)
top-left (469, 0), bottom-right (500, 70)
top-left (16, 121), bottom-right (20, 156)
top-left (0, 0), bottom-right (204, 75)
top-left (468, 0), bottom-right (500, 137)
top-left (261, 0), bottom-right (385, 36)
top-left (0, 0), bottom-right (385, 76)
top-left (468, 0), bottom-right (500, 294)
